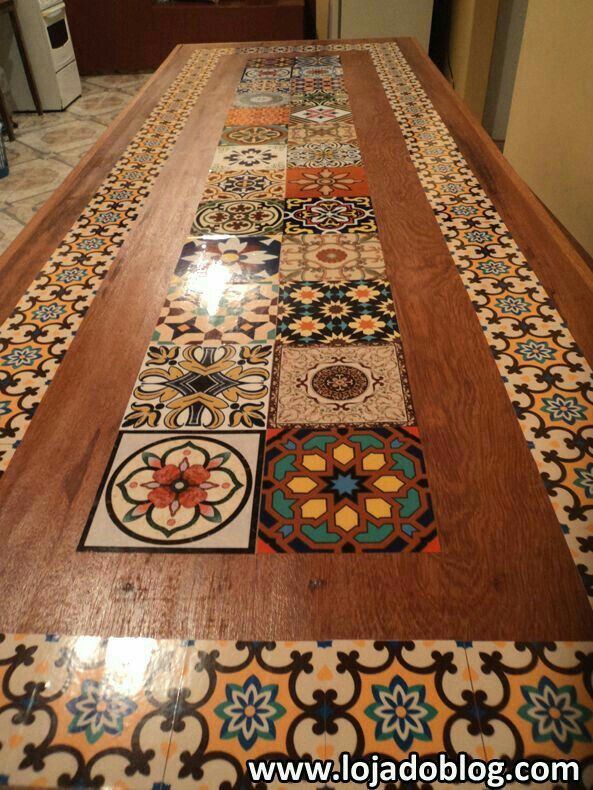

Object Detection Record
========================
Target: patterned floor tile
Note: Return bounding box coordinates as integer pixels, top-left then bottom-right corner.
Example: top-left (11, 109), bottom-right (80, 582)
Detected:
top-left (163, 642), bottom-right (326, 786)
top-left (269, 342), bottom-right (413, 428)
top-left (466, 642), bottom-right (593, 771)
top-left (202, 169), bottom-right (285, 200)
top-left (287, 142), bottom-right (363, 168)
top-left (276, 280), bottom-right (398, 344)
top-left (80, 430), bottom-right (264, 551)
top-left (279, 232), bottom-right (386, 282)
top-left (323, 641), bottom-right (481, 764)
top-left (192, 200), bottom-right (284, 236)
top-left (284, 197), bottom-right (376, 234)
top-left (288, 120), bottom-right (357, 145)
top-left (286, 166), bottom-right (369, 198)
top-left (122, 342), bottom-right (273, 431)
top-left (242, 65), bottom-right (293, 81)
top-left (176, 235), bottom-right (280, 283)
top-left (291, 104), bottom-right (352, 124)
top-left (233, 91), bottom-right (290, 109)
top-left (154, 277), bottom-right (278, 345)
top-left (225, 106), bottom-right (291, 126)
top-left (0, 633), bottom-right (186, 786)
top-left (258, 426), bottom-right (436, 553)
top-left (218, 124), bottom-right (288, 146)
top-left (211, 145), bottom-right (286, 172)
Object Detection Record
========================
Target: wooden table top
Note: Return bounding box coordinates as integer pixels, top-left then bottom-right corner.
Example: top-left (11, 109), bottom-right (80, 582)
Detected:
top-left (0, 38), bottom-right (592, 644)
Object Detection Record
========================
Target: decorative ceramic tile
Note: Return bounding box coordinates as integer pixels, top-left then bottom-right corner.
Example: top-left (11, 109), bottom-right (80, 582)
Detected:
top-left (292, 64), bottom-right (343, 78)
top-left (242, 65), bottom-right (293, 81)
top-left (288, 120), bottom-right (357, 145)
top-left (236, 78), bottom-right (291, 95)
top-left (258, 426), bottom-right (437, 553)
top-left (233, 91), bottom-right (289, 109)
top-left (80, 430), bottom-right (264, 551)
top-left (176, 235), bottom-right (280, 283)
top-left (286, 166), bottom-right (369, 198)
top-left (202, 169), bottom-right (285, 200)
top-left (279, 232), bottom-right (386, 281)
top-left (289, 90), bottom-right (349, 108)
top-left (0, 633), bottom-right (186, 786)
top-left (211, 145), bottom-right (286, 172)
top-left (284, 197), bottom-right (376, 235)
top-left (219, 124), bottom-right (288, 146)
top-left (466, 642), bottom-right (593, 767)
top-left (287, 142), bottom-right (363, 168)
top-left (163, 641), bottom-right (325, 785)
top-left (269, 342), bottom-right (413, 427)
top-left (244, 56), bottom-right (296, 69)
top-left (290, 104), bottom-right (352, 124)
top-left (192, 200), bottom-right (284, 236)
top-left (154, 277), bottom-right (278, 345)
top-left (276, 279), bottom-right (398, 344)
top-left (294, 55), bottom-right (342, 67)
top-left (291, 76), bottom-right (346, 94)
top-left (122, 342), bottom-right (273, 431)
top-left (225, 106), bottom-right (291, 125)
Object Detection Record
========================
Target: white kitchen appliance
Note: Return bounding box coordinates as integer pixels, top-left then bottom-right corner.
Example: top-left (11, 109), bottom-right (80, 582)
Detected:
top-left (0, 0), bottom-right (81, 111)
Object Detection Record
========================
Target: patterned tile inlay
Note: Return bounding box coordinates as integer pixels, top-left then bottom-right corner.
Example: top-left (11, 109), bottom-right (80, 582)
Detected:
top-left (6, 635), bottom-right (588, 787)
top-left (259, 426), bottom-right (435, 553)
top-left (79, 52), bottom-right (436, 553)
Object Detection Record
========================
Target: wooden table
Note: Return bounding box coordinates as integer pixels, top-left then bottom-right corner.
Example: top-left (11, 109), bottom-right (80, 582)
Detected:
top-left (0, 38), bottom-right (592, 644)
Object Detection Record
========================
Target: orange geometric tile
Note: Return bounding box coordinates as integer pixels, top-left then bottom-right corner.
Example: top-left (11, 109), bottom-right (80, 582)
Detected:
top-left (286, 166), bottom-right (369, 198)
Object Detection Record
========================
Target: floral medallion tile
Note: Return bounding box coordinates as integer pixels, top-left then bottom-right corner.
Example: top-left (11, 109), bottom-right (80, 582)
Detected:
top-left (290, 104), bottom-right (352, 124)
top-left (279, 233), bottom-right (386, 282)
top-left (269, 343), bottom-right (413, 428)
top-left (163, 641), bottom-right (326, 786)
top-left (286, 166), bottom-right (369, 199)
top-left (0, 633), bottom-right (186, 786)
top-left (80, 430), bottom-right (265, 551)
top-left (466, 642), bottom-right (593, 769)
top-left (233, 91), bottom-right (290, 109)
top-left (242, 65), bottom-right (293, 81)
top-left (276, 280), bottom-right (397, 345)
top-left (154, 278), bottom-right (278, 345)
top-left (289, 91), bottom-right (350, 109)
top-left (210, 145), bottom-right (286, 172)
top-left (287, 142), bottom-right (363, 168)
top-left (284, 197), bottom-right (377, 235)
top-left (288, 120), bottom-right (357, 146)
top-left (292, 64), bottom-right (343, 78)
top-left (219, 124), bottom-right (288, 146)
top-left (176, 235), bottom-right (280, 283)
top-left (122, 342), bottom-right (273, 431)
top-left (258, 426), bottom-right (437, 553)
top-left (291, 76), bottom-right (346, 94)
top-left (202, 169), bottom-right (285, 201)
top-left (225, 106), bottom-right (290, 126)
top-left (192, 200), bottom-right (284, 236)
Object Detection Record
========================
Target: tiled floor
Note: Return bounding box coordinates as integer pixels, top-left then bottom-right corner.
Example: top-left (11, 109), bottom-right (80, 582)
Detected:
top-left (0, 73), bottom-right (151, 255)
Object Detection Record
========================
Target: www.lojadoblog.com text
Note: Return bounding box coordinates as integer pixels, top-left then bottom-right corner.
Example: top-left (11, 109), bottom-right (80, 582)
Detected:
top-left (247, 752), bottom-right (581, 788)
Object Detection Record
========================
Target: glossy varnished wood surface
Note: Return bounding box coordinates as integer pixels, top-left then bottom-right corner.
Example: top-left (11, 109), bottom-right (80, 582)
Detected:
top-left (0, 40), bottom-right (591, 642)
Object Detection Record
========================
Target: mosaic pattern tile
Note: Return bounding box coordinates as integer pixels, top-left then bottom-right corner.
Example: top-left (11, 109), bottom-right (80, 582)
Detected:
top-left (284, 197), bottom-right (377, 234)
top-left (288, 120), bottom-right (357, 145)
top-left (279, 232), bottom-right (386, 281)
top-left (269, 342), bottom-right (413, 427)
top-left (219, 124), bottom-right (288, 146)
top-left (81, 431), bottom-right (264, 550)
top-left (192, 199), bottom-right (285, 236)
top-left (175, 235), bottom-right (280, 283)
top-left (258, 426), bottom-right (436, 553)
top-left (286, 166), bottom-right (369, 198)
top-left (154, 278), bottom-right (278, 345)
top-left (202, 169), bottom-right (285, 200)
top-left (81, 52), bottom-right (436, 553)
top-left (122, 343), bottom-right (273, 431)
top-left (276, 280), bottom-right (398, 344)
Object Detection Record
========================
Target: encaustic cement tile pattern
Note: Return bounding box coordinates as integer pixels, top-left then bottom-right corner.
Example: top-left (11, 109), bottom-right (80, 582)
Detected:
top-left (0, 634), bottom-right (592, 788)
top-left (79, 54), bottom-right (438, 556)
